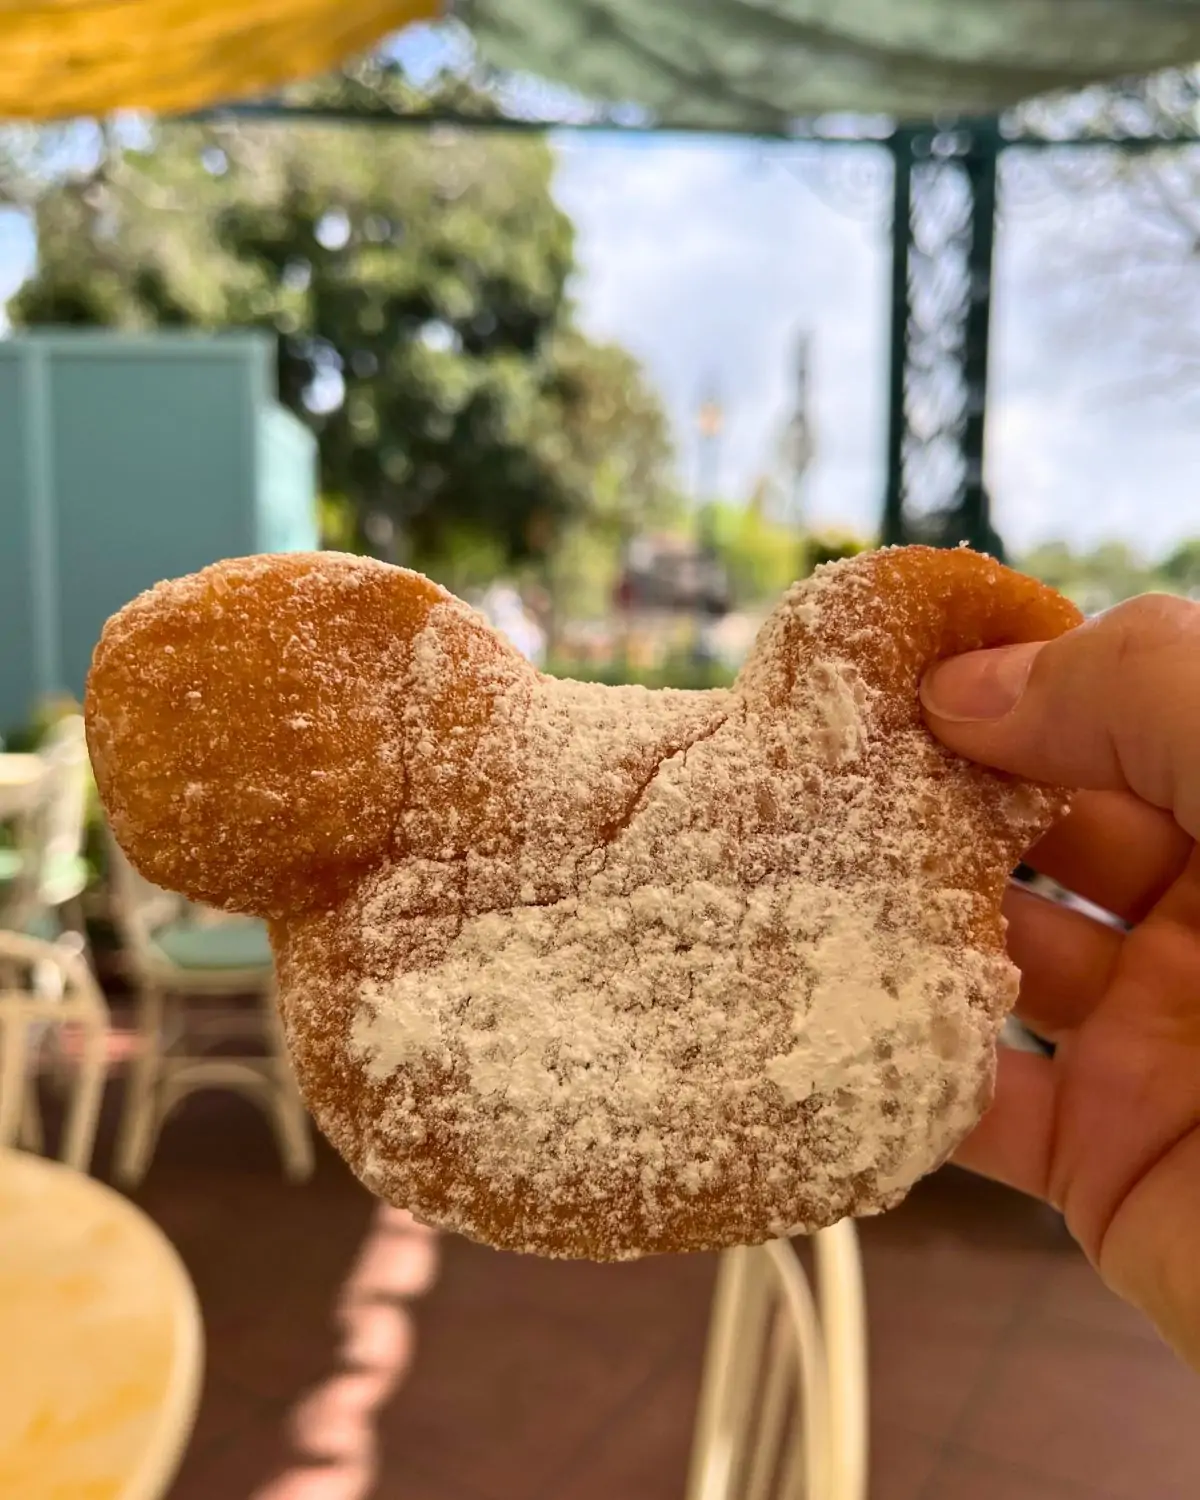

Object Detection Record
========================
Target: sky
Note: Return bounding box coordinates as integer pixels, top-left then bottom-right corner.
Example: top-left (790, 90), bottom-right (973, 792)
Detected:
top-left (3, 119), bottom-right (1200, 557)
top-left (553, 133), bottom-right (1200, 557)
top-left (0, 209), bottom-right (33, 312)
top-left (554, 136), bottom-right (889, 539)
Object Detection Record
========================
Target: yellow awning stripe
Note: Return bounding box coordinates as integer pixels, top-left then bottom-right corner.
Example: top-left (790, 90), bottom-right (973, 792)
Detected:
top-left (0, 0), bottom-right (439, 121)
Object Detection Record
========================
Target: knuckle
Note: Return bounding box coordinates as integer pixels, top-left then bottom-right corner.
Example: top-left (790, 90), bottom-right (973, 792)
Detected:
top-left (1103, 593), bottom-right (1200, 664)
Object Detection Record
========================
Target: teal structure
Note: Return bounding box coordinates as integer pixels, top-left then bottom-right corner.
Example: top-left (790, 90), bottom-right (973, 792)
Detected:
top-left (0, 331), bottom-right (318, 732)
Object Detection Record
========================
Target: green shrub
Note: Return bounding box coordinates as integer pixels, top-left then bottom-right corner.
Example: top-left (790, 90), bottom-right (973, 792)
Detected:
top-left (544, 657), bottom-right (735, 691)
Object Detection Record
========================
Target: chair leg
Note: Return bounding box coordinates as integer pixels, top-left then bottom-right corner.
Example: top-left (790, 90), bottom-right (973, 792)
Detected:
top-left (0, 1017), bottom-right (30, 1153)
top-left (42, 1013), bottom-right (79, 1102)
top-left (264, 1002), bottom-right (314, 1182)
top-left (62, 895), bottom-right (88, 941)
top-left (685, 1245), bottom-right (770, 1500)
top-left (270, 1079), bottom-right (316, 1183)
top-left (58, 901), bottom-right (96, 983)
top-left (814, 1221), bottom-right (869, 1500)
top-left (60, 1017), bottom-right (108, 1174)
top-left (18, 1075), bottom-right (44, 1154)
top-left (114, 983), bottom-right (164, 1186)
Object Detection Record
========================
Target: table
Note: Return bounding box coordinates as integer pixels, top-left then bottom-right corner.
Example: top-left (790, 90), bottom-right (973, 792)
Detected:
top-left (0, 754), bottom-right (46, 820)
top-left (0, 1149), bottom-right (203, 1499)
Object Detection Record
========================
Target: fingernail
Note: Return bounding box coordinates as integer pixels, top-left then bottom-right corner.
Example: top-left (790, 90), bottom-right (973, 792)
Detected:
top-left (920, 642), bottom-right (1044, 722)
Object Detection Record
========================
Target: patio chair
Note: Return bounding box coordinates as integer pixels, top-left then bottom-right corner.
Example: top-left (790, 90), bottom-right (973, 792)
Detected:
top-left (104, 827), bottom-right (314, 1186)
top-left (686, 1221), bottom-right (868, 1500)
top-left (0, 930), bottom-right (110, 1173)
top-left (0, 714), bottom-right (91, 940)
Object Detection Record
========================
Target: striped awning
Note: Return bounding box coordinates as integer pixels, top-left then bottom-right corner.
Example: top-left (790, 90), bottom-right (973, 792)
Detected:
top-left (2, 0), bottom-right (1200, 126)
top-left (462, 0), bottom-right (1200, 129)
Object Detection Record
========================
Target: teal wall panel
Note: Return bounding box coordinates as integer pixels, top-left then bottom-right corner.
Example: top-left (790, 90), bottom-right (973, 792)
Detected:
top-left (0, 332), bottom-right (318, 730)
top-left (256, 404), bottom-right (319, 554)
top-left (0, 350), bottom-right (41, 732)
top-left (49, 345), bottom-right (256, 699)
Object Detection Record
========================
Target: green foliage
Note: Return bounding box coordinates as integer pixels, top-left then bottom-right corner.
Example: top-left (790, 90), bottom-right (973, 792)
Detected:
top-left (8, 65), bottom-right (675, 572)
top-left (541, 520), bottom-right (623, 627)
top-left (415, 522), bottom-right (510, 597)
top-left (1019, 537), bottom-right (1199, 608)
top-left (1017, 540), bottom-right (1078, 593)
top-left (544, 657), bottom-right (736, 691)
top-left (537, 335), bottom-right (678, 633)
top-left (1160, 538), bottom-right (1200, 595)
top-left (804, 531), bottom-right (870, 572)
top-left (704, 501), bottom-right (804, 606)
top-left (317, 494), bottom-right (365, 553)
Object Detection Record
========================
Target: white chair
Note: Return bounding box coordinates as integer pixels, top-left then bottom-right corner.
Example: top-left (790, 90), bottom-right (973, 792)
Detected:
top-left (0, 714), bottom-right (91, 939)
top-left (0, 930), bottom-right (110, 1173)
top-left (0, 762), bottom-right (47, 934)
top-left (104, 828), bottom-right (314, 1186)
top-left (687, 1221), bottom-right (868, 1500)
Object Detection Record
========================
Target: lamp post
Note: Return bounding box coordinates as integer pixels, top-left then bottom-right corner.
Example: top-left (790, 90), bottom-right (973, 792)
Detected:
top-left (779, 335), bottom-right (815, 575)
top-left (695, 381), bottom-right (723, 505)
top-left (693, 383), bottom-right (726, 669)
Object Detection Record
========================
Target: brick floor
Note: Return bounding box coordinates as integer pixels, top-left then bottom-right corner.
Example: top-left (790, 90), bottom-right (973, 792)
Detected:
top-left (45, 1062), bottom-right (1200, 1500)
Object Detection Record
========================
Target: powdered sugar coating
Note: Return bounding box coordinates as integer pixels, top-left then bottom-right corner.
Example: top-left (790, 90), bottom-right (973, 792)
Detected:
top-left (86, 547), bottom-right (1081, 1259)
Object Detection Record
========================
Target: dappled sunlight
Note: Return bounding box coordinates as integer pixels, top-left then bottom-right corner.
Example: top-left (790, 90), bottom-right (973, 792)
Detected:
top-left (251, 1204), bottom-right (440, 1500)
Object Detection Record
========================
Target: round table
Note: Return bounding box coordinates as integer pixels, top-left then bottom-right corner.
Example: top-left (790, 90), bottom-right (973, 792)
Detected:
top-left (0, 1149), bottom-right (203, 1500)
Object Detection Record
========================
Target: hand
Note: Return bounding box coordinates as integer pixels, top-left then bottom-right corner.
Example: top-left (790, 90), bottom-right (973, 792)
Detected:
top-left (920, 593), bottom-right (1200, 1369)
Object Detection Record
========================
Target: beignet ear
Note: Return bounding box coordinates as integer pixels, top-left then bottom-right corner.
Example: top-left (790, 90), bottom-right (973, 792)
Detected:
top-left (739, 545), bottom-right (1082, 732)
top-left (85, 551), bottom-right (531, 917)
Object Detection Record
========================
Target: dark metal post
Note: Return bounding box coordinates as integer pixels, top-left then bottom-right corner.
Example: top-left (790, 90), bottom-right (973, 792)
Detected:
top-left (959, 119), bottom-right (1001, 553)
top-left (880, 117), bottom-right (1003, 553)
top-left (882, 126), bottom-right (915, 547)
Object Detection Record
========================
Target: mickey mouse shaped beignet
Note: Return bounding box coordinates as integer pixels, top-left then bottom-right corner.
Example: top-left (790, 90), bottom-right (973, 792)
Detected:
top-left (86, 545), bottom-right (1080, 1258)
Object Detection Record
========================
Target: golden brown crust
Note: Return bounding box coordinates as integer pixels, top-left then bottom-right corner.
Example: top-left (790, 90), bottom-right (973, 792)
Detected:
top-left (87, 546), bottom-right (1082, 1259)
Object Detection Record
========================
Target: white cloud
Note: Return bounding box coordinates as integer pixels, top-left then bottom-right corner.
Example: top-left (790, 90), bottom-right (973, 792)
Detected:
top-left (553, 135), bottom-right (889, 535)
top-left (556, 133), bottom-right (1200, 556)
top-left (989, 184), bottom-right (1200, 556)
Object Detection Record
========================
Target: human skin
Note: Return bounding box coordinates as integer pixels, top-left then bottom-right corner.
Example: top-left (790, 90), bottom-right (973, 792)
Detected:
top-left (921, 593), bottom-right (1200, 1372)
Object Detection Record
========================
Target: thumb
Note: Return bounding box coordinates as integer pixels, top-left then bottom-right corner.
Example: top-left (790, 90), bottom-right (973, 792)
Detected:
top-left (920, 594), bottom-right (1200, 840)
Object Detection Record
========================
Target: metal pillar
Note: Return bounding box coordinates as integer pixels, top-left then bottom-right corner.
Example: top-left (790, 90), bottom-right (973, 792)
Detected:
top-left (882, 118), bottom-right (1003, 555)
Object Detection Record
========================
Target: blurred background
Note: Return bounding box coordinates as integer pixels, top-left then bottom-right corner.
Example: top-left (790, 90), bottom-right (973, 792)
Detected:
top-left (4, 8), bottom-right (1200, 1500)
top-left (5, 27), bottom-right (1200, 730)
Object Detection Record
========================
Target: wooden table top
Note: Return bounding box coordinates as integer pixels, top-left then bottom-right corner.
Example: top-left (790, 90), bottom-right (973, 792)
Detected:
top-left (0, 1149), bottom-right (203, 1500)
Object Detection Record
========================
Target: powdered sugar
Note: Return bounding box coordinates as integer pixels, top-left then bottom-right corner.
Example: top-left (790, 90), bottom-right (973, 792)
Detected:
top-left (86, 545), bottom-right (1077, 1258)
top-left (280, 549), bottom-right (1066, 1258)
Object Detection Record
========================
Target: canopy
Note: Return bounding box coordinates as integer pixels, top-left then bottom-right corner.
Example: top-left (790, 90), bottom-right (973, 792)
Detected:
top-left (2, 0), bottom-right (1200, 125)
top-left (462, 1), bottom-right (1200, 130)
top-left (0, 1), bottom-right (436, 121)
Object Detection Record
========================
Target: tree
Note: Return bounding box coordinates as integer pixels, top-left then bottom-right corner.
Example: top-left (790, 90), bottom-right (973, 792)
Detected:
top-left (1009, 72), bottom-right (1200, 405)
top-left (705, 501), bottom-right (807, 605)
top-left (1018, 540), bottom-right (1079, 593)
top-left (1161, 537), bottom-right (1200, 595)
top-left (1019, 537), bottom-right (1166, 608)
top-left (7, 65), bottom-right (676, 575)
